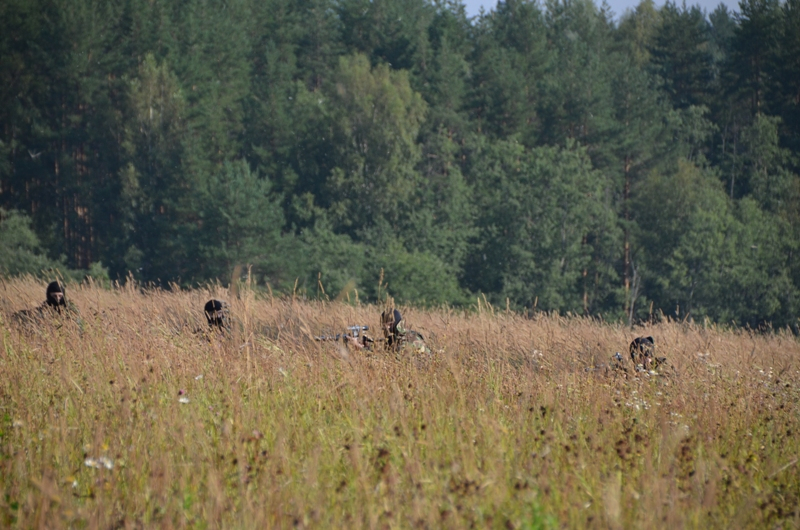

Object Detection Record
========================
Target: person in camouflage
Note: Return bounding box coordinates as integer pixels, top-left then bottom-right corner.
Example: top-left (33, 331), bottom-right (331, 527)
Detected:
top-left (346, 308), bottom-right (429, 356)
top-left (12, 281), bottom-right (81, 324)
top-left (380, 308), bottom-right (429, 354)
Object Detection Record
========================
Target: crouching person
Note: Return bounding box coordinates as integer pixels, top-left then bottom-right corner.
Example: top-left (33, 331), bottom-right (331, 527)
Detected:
top-left (13, 281), bottom-right (81, 326)
top-left (381, 308), bottom-right (429, 356)
top-left (346, 308), bottom-right (430, 360)
top-left (204, 299), bottom-right (229, 331)
top-left (629, 336), bottom-right (667, 372)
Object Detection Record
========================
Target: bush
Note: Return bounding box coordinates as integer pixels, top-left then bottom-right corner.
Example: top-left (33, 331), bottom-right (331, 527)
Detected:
top-left (0, 208), bottom-right (67, 277)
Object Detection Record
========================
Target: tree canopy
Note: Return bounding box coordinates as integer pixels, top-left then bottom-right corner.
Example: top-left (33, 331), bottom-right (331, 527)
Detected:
top-left (2, 0), bottom-right (800, 327)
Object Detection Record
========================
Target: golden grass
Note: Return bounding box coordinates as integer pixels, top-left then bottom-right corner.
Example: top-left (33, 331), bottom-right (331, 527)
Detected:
top-left (1, 277), bottom-right (799, 529)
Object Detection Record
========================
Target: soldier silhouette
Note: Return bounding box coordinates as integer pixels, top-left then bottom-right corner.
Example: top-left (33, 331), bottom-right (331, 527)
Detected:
top-left (12, 280), bottom-right (80, 324)
top-left (204, 299), bottom-right (229, 330)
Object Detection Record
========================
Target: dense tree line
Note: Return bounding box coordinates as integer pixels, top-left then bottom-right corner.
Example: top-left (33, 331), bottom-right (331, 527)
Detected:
top-left (1, 0), bottom-right (799, 327)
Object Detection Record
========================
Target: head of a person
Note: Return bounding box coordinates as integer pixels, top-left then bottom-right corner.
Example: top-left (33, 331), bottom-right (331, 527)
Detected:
top-left (380, 308), bottom-right (403, 339)
top-left (629, 336), bottom-right (655, 367)
top-left (46, 281), bottom-right (66, 308)
top-left (204, 299), bottom-right (228, 329)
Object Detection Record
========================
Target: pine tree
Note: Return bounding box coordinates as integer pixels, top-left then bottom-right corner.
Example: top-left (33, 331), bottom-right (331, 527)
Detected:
top-left (121, 53), bottom-right (188, 281)
top-left (606, 55), bottom-right (669, 319)
top-left (196, 160), bottom-right (288, 285)
top-left (168, 0), bottom-right (252, 176)
top-left (731, 0), bottom-right (781, 116)
top-left (294, 0), bottom-right (342, 90)
top-left (773, 0), bottom-right (800, 153)
top-left (538, 0), bottom-right (615, 149)
top-left (650, 2), bottom-right (714, 109)
top-left (708, 4), bottom-right (736, 87)
top-left (468, 0), bottom-right (550, 146)
top-left (337, 0), bottom-right (434, 72)
top-left (417, 1), bottom-right (472, 137)
top-left (738, 113), bottom-right (795, 213)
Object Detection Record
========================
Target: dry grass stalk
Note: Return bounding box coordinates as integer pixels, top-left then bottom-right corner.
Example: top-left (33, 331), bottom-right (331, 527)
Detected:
top-left (1, 277), bottom-right (799, 528)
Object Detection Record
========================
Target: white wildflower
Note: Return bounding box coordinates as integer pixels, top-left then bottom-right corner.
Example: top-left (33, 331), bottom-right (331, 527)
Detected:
top-left (85, 456), bottom-right (114, 470)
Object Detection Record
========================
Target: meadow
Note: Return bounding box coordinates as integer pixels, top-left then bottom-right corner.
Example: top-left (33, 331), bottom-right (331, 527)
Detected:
top-left (1, 277), bottom-right (799, 529)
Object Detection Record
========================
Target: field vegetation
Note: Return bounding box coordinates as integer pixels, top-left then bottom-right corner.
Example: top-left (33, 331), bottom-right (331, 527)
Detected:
top-left (1, 278), bottom-right (799, 528)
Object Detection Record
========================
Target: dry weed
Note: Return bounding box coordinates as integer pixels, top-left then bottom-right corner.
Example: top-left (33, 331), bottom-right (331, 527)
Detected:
top-left (1, 277), bottom-right (799, 528)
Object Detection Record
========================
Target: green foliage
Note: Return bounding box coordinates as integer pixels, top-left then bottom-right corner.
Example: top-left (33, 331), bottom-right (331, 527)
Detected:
top-left (0, 209), bottom-right (64, 277)
top-left (405, 128), bottom-right (475, 273)
top-left (325, 54), bottom-right (427, 232)
top-left (650, 2), bottom-right (713, 109)
top-left (774, 0), bottom-right (800, 152)
top-left (85, 261), bottom-right (112, 288)
top-left (739, 114), bottom-right (796, 212)
top-left (731, 0), bottom-right (782, 115)
top-left (417, 3), bottom-right (471, 134)
top-left (708, 4), bottom-right (736, 82)
top-left (631, 160), bottom-right (796, 326)
top-left (3, 0), bottom-right (800, 323)
top-left (338, 0), bottom-right (434, 70)
top-left (721, 198), bottom-right (793, 326)
top-left (616, 0), bottom-right (662, 67)
top-left (468, 0), bottom-right (549, 145)
top-left (298, 218), bottom-right (367, 300)
top-left (197, 160), bottom-right (287, 285)
top-left (367, 240), bottom-right (467, 306)
top-left (464, 138), bottom-right (614, 312)
top-left (633, 162), bottom-right (728, 318)
top-left (121, 53), bottom-right (190, 281)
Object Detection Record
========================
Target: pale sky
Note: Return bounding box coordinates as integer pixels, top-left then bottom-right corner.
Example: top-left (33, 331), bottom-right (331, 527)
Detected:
top-left (461, 0), bottom-right (740, 20)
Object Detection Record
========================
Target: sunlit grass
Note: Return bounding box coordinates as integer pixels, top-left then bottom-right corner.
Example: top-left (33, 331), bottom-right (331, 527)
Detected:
top-left (1, 277), bottom-right (799, 528)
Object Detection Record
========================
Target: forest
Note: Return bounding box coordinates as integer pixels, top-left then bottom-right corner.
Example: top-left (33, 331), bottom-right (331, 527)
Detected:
top-left (1, 0), bottom-right (799, 327)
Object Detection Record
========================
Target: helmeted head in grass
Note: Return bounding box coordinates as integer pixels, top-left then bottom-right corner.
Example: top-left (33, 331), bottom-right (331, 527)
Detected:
top-left (204, 299), bottom-right (228, 329)
top-left (46, 281), bottom-right (66, 309)
top-left (629, 336), bottom-right (655, 369)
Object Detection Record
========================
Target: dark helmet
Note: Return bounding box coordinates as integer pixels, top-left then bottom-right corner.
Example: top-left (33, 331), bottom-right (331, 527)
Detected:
top-left (204, 299), bottom-right (228, 328)
top-left (629, 336), bottom-right (655, 364)
top-left (46, 281), bottom-right (66, 308)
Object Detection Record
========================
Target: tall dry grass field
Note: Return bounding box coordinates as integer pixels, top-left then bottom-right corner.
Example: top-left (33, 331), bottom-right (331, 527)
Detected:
top-left (1, 277), bottom-right (799, 529)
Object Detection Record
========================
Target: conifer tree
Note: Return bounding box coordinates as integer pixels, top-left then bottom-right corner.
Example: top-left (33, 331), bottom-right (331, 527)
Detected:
top-left (468, 0), bottom-right (549, 145)
top-left (650, 2), bottom-right (714, 109)
top-left (731, 0), bottom-right (781, 116)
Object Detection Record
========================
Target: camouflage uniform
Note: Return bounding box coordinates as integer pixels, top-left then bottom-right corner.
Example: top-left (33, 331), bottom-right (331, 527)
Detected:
top-left (12, 281), bottom-right (82, 327)
top-left (382, 309), bottom-right (430, 357)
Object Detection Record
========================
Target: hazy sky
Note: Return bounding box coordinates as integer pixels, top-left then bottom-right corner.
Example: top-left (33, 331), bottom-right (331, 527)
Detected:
top-left (461, 0), bottom-right (740, 20)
